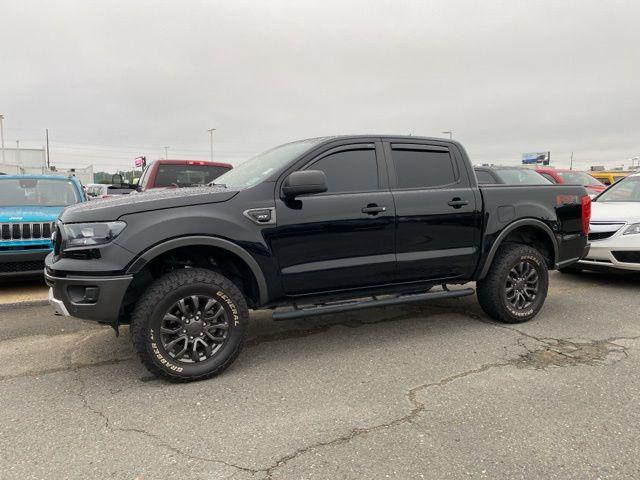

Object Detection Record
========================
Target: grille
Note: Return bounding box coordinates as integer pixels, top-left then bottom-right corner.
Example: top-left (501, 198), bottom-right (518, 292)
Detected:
top-left (612, 251), bottom-right (640, 264)
top-left (0, 222), bottom-right (56, 241)
top-left (0, 260), bottom-right (45, 273)
top-left (588, 231), bottom-right (616, 241)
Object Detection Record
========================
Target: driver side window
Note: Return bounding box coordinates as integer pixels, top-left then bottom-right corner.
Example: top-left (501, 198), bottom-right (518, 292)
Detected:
top-left (307, 148), bottom-right (379, 194)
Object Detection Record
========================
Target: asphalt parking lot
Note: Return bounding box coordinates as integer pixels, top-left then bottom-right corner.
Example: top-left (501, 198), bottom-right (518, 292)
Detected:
top-left (1, 271), bottom-right (639, 480)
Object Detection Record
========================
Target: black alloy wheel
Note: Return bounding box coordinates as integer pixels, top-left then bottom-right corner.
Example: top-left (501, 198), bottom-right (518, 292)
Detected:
top-left (160, 295), bottom-right (230, 363)
top-left (504, 260), bottom-right (539, 311)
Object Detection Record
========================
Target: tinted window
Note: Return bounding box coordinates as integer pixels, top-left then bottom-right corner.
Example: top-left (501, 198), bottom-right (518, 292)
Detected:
top-left (309, 149), bottom-right (378, 193)
top-left (475, 170), bottom-right (496, 184)
top-left (392, 148), bottom-right (456, 188)
top-left (154, 164), bottom-right (231, 188)
top-left (495, 169), bottom-right (551, 185)
top-left (556, 171), bottom-right (603, 187)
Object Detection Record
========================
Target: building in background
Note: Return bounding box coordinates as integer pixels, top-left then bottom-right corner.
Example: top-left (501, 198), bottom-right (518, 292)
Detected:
top-left (0, 146), bottom-right (93, 185)
top-left (0, 146), bottom-right (46, 174)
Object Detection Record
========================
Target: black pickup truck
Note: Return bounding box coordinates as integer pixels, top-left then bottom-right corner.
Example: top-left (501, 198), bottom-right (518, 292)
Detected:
top-left (46, 136), bottom-right (590, 381)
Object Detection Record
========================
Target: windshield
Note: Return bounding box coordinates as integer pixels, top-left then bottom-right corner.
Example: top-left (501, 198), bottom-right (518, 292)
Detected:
top-left (213, 139), bottom-right (324, 189)
top-left (154, 164), bottom-right (231, 188)
top-left (556, 171), bottom-right (603, 187)
top-left (496, 169), bottom-right (551, 185)
top-left (596, 176), bottom-right (640, 202)
top-left (0, 178), bottom-right (79, 206)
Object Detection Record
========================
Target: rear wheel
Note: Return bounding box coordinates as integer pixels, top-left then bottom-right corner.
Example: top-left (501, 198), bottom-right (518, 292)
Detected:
top-left (130, 268), bottom-right (249, 382)
top-left (477, 244), bottom-right (549, 324)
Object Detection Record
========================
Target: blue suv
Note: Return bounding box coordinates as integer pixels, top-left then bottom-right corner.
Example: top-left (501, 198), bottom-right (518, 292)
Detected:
top-left (0, 175), bottom-right (85, 278)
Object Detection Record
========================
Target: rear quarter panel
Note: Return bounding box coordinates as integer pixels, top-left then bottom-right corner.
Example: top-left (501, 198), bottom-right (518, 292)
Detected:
top-left (476, 184), bottom-right (588, 278)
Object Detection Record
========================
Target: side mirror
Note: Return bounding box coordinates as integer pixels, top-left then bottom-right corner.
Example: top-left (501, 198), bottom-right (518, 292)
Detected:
top-left (282, 170), bottom-right (328, 198)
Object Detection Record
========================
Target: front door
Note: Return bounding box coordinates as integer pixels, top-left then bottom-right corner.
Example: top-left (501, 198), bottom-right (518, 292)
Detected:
top-left (269, 142), bottom-right (396, 295)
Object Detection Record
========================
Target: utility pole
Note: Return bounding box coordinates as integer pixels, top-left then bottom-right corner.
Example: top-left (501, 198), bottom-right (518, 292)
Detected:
top-left (164, 146), bottom-right (169, 159)
top-left (16, 140), bottom-right (20, 173)
top-left (46, 128), bottom-right (50, 169)
top-left (569, 152), bottom-right (574, 170)
top-left (442, 130), bottom-right (453, 139)
top-left (207, 128), bottom-right (216, 161)
top-left (0, 114), bottom-right (5, 164)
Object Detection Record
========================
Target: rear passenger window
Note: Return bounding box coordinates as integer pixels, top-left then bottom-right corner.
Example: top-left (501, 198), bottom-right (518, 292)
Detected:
top-left (309, 148), bottom-right (379, 193)
top-left (475, 170), bottom-right (495, 184)
top-left (392, 147), bottom-right (456, 188)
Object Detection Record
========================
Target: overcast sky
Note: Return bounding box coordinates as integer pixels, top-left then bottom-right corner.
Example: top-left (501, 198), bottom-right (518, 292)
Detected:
top-left (1, 0), bottom-right (639, 171)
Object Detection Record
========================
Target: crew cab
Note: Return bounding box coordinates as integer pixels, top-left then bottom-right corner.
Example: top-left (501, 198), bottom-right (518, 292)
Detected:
top-left (137, 159), bottom-right (232, 192)
top-left (46, 136), bottom-right (590, 381)
top-left (0, 175), bottom-right (84, 278)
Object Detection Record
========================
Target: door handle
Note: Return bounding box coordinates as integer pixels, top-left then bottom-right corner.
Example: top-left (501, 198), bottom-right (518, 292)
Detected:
top-left (362, 204), bottom-right (387, 215)
top-left (447, 198), bottom-right (469, 209)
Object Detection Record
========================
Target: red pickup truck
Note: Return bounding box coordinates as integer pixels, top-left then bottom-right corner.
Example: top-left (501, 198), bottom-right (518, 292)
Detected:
top-left (137, 159), bottom-right (232, 192)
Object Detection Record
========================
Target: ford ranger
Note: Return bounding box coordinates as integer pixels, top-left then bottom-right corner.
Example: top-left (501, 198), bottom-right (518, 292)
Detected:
top-left (46, 136), bottom-right (590, 381)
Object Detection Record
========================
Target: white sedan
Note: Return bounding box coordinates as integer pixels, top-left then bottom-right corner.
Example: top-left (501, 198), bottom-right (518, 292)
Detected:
top-left (578, 173), bottom-right (640, 271)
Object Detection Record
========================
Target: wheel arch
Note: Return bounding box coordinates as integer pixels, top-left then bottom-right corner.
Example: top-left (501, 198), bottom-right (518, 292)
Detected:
top-left (477, 219), bottom-right (558, 280)
top-left (126, 236), bottom-right (268, 306)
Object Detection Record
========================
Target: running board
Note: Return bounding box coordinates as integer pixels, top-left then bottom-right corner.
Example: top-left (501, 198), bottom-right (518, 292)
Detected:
top-left (272, 287), bottom-right (475, 321)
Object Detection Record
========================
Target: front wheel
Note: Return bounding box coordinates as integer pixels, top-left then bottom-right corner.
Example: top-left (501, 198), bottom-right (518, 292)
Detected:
top-left (130, 268), bottom-right (249, 382)
top-left (477, 244), bottom-right (549, 324)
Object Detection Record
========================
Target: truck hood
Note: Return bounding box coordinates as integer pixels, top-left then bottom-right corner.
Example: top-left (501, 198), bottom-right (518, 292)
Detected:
top-left (0, 206), bottom-right (62, 223)
top-left (60, 185), bottom-right (239, 223)
top-left (591, 202), bottom-right (640, 223)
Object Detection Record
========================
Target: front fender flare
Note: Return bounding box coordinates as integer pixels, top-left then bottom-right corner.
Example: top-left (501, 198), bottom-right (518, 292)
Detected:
top-left (125, 236), bottom-right (268, 305)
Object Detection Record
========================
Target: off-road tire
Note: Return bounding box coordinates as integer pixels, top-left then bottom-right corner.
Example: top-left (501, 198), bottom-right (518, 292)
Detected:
top-left (477, 243), bottom-right (549, 324)
top-left (130, 268), bottom-right (249, 382)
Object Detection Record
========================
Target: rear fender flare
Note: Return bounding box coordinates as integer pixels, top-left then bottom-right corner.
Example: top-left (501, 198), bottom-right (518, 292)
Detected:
top-left (478, 219), bottom-right (558, 279)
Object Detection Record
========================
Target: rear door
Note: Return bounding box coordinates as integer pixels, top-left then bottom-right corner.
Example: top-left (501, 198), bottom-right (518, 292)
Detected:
top-left (270, 141), bottom-right (396, 295)
top-left (385, 140), bottom-right (481, 282)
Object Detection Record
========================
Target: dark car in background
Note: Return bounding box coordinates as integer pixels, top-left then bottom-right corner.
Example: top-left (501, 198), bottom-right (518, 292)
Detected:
top-left (474, 166), bottom-right (552, 185)
top-left (137, 159), bottom-right (233, 192)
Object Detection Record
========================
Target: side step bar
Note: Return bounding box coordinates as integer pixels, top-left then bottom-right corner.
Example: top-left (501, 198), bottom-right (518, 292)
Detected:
top-left (272, 287), bottom-right (475, 321)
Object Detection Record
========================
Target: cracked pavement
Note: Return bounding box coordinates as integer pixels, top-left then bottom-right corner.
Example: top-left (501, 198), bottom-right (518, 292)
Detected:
top-left (1, 271), bottom-right (639, 479)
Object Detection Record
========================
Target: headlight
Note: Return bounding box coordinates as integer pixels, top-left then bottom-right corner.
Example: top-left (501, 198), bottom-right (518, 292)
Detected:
top-left (63, 221), bottom-right (126, 248)
top-left (623, 223), bottom-right (640, 235)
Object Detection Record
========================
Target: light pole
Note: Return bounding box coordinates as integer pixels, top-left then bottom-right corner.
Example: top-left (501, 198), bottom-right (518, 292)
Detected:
top-left (207, 128), bottom-right (216, 161)
top-left (0, 114), bottom-right (5, 164)
top-left (442, 130), bottom-right (453, 139)
top-left (164, 146), bottom-right (169, 159)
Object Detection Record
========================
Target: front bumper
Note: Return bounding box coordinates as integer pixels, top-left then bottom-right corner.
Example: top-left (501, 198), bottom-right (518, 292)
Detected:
top-left (0, 249), bottom-right (50, 278)
top-left (45, 268), bottom-right (133, 324)
top-left (578, 235), bottom-right (640, 271)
